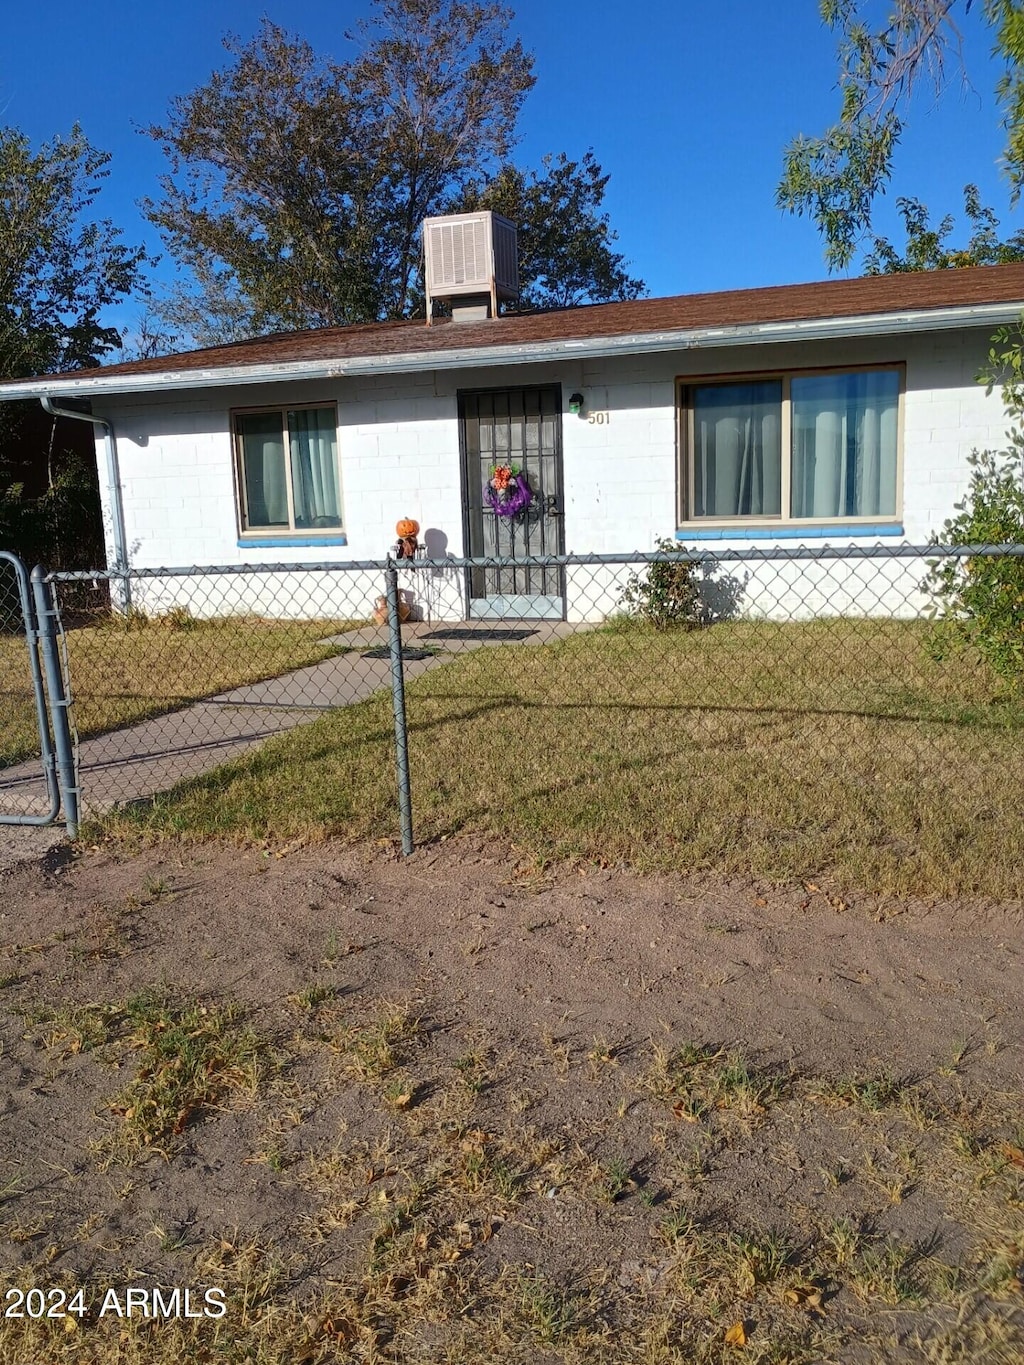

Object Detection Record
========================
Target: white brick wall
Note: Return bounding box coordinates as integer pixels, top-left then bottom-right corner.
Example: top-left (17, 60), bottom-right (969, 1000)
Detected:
top-left (92, 325), bottom-right (1008, 621)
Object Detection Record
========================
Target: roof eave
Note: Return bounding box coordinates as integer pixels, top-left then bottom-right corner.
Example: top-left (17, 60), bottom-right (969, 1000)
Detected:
top-left (1, 300), bottom-right (1020, 401)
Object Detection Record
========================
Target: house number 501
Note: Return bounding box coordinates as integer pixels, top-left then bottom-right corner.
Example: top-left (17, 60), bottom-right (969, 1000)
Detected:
top-left (587, 411), bottom-right (610, 425)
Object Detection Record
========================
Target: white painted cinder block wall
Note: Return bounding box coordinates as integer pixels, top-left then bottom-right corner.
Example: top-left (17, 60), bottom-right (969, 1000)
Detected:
top-left (92, 324), bottom-right (1007, 621)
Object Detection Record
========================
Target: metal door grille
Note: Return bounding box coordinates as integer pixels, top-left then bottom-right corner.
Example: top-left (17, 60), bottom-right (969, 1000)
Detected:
top-left (460, 386), bottom-right (565, 617)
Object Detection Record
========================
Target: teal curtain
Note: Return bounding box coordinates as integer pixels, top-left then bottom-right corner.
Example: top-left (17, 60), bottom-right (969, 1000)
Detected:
top-left (693, 381), bottom-right (782, 518)
top-left (791, 371), bottom-right (899, 519)
top-left (237, 412), bottom-right (288, 528)
top-left (288, 408), bottom-right (341, 528)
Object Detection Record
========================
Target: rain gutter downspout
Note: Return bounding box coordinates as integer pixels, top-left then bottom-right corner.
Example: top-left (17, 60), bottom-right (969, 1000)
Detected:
top-left (39, 396), bottom-right (131, 608)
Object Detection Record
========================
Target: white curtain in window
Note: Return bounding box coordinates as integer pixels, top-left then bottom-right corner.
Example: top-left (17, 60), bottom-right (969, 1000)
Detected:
top-left (288, 409), bottom-right (341, 528)
top-left (693, 381), bottom-right (782, 517)
top-left (791, 372), bottom-right (899, 519)
top-left (238, 413), bottom-right (288, 528)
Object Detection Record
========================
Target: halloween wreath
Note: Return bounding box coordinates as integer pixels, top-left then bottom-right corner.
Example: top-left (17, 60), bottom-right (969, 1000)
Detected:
top-left (484, 462), bottom-right (533, 517)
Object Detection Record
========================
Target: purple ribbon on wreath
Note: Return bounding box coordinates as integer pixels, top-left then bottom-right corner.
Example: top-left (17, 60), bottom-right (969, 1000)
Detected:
top-left (484, 466), bottom-right (533, 517)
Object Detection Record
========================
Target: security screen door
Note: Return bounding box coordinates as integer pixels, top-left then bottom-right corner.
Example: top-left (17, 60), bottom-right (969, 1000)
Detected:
top-left (459, 386), bottom-right (565, 619)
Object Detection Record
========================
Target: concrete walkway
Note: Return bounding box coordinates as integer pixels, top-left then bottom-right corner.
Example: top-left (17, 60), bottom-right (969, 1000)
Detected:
top-left (0, 619), bottom-right (580, 821)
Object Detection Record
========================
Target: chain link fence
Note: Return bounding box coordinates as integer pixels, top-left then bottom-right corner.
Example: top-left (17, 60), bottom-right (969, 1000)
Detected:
top-left (2, 545), bottom-right (1021, 896)
top-left (389, 546), bottom-right (1024, 897)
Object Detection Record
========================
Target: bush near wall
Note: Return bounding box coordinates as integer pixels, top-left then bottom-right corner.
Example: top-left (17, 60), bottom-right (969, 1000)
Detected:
top-left (0, 401), bottom-right (105, 569)
top-left (925, 446), bottom-right (1024, 686)
top-left (0, 456), bottom-right (105, 570)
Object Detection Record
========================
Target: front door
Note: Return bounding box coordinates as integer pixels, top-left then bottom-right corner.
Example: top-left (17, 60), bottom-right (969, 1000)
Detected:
top-left (459, 386), bottom-right (565, 619)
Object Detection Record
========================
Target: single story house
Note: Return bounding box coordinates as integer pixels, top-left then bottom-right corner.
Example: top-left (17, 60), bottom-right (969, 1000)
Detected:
top-left (3, 254), bottom-right (1024, 622)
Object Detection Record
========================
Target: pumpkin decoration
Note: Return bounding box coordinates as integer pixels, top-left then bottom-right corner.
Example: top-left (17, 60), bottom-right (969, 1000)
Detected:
top-left (373, 594), bottom-right (412, 624)
top-left (394, 516), bottom-right (420, 560)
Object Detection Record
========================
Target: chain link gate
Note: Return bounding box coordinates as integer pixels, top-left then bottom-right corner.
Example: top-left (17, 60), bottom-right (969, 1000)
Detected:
top-left (0, 552), bottom-right (78, 836)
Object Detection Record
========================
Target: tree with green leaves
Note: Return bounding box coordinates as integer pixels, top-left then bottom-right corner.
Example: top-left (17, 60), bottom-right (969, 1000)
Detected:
top-left (145, 20), bottom-right (391, 339)
top-left (347, 0), bottom-right (536, 319)
top-left (778, 1), bottom-right (1024, 270)
top-left (146, 3), bottom-right (643, 343)
top-left (0, 123), bottom-right (148, 566)
top-left (864, 182), bottom-right (1024, 271)
top-left (0, 123), bottom-right (151, 379)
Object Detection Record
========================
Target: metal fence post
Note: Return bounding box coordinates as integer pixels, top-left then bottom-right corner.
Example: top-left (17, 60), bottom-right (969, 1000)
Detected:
top-left (385, 559), bottom-right (414, 855)
top-left (30, 567), bottom-right (80, 839)
top-left (115, 564), bottom-right (133, 615)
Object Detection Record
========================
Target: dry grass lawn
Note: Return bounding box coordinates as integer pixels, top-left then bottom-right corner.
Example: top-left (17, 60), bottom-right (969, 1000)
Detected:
top-left (108, 618), bottom-right (1024, 899)
top-left (0, 613), bottom-right (359, 768)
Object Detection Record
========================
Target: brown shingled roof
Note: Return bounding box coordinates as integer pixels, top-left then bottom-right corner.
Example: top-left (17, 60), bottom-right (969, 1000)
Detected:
top-left (9, 262), bottom-right (1024, 386)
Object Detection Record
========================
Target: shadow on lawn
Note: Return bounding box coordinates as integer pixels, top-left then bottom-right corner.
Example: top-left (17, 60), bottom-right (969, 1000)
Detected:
top-left (411, 690), bottom-right (1024, 734)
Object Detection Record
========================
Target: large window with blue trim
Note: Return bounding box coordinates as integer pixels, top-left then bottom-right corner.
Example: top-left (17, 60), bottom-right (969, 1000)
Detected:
top-left (234, 403), bottom-right (343, 535)
top-left (678, 365), bottom-right (902, 528)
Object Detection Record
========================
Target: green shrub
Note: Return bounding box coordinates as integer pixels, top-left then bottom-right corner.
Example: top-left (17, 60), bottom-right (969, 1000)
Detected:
top-left (618, 537), bottom-right (701, 629)
top-left (924, 447), bottom-right (1024, 685)
top-left (0, 455), bottom-right (104, 569)
top-left (159, 605), bottom-right (200, 632)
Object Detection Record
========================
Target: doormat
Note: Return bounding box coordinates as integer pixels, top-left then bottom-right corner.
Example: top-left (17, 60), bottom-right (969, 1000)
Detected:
top-left (361, 646), bottom-right (436, 661)
top-left (423, 627), bottom-right (537, 642)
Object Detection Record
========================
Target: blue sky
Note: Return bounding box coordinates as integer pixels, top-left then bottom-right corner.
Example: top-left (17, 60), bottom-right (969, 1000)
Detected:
top-left (1, 0), bottom-right (1018, 323)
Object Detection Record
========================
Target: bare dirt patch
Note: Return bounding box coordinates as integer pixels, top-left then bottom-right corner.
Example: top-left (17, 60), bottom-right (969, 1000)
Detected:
top-left (0, 838), bottom-right (1021, 1362)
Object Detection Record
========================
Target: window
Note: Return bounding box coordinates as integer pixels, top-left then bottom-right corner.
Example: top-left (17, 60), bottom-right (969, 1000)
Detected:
top-left (678, 366), bottom-right (902, 525)
top-left (234, 404), bottom-right (342, 534)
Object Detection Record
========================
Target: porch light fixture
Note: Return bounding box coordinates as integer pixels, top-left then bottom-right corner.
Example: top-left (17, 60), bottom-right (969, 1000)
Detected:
top-left (569, 392), bottom-right (585, 416)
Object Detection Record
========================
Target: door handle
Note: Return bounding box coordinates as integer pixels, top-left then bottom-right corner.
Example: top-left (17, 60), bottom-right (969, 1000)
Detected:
top-left (544, 493), bottom-right (562, 517)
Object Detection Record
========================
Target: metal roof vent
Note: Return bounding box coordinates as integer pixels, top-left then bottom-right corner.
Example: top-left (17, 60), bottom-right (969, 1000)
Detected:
top-left (423, 211), bottom-right (519, 324)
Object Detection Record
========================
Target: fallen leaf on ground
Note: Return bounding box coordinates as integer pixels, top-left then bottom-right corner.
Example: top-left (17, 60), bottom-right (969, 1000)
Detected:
top-left (319, 1315), bottom-right (358, 1345)
top-left (724, 1320), bottom-right (747, 1347)
top-left (783, 1285), bottom-right (823, 1310)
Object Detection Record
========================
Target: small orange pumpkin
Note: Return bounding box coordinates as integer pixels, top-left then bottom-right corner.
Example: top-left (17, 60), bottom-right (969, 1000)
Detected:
top-left (373, 595), bottom-right (411, 623)
top-left (396, 517), bottom-right (420, 538)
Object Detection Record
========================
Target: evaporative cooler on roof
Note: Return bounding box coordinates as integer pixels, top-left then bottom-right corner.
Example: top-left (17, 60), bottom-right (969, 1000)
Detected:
top-left (423, 211), bottom-right (519, 323)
